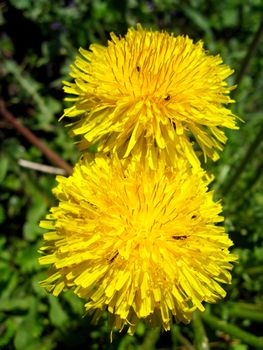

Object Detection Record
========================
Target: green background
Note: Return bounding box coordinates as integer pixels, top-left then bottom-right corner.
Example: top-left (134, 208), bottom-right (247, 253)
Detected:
top-left (1, 0), bottom-right (263, 349)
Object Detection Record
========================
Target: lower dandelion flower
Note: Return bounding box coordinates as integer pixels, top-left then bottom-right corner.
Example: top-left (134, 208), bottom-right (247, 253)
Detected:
top-left (39, 156), bottom-right (236, 334)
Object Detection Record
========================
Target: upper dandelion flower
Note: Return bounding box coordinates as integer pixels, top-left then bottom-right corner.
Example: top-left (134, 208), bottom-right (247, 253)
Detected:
top-left (63, 25), bottom-right (238, 168)
top-left (39, 156), bottom-right (236, 334)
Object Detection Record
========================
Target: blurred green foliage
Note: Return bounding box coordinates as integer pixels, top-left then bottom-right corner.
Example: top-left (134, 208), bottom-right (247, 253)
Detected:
top-left (1, 0), bottom-right (263, 349)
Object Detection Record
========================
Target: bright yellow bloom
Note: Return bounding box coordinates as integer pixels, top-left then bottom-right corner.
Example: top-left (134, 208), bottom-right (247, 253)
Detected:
top-left (39, 156), bottom-right (236, 334)
top-left (63, 25), bottom-right (238, 169)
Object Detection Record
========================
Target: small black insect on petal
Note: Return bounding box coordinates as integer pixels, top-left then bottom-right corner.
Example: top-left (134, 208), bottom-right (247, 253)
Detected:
top-left (136, 66), bottom-right (140, 72)
top-left (109, 252), bottom-right (119, 263)
top-left (172, 235), bottom-right (187, 240)
top-left (164, 95), bottom-right (171, 101)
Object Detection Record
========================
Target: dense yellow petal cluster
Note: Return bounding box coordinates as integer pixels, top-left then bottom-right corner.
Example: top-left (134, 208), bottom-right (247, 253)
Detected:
top-left (39, 156), bottom-right (236, 334)
top-left (63, 25), bottom-right (237, 168)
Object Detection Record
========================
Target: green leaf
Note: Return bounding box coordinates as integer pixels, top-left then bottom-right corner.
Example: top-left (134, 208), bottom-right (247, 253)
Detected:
top-left (88, 143), bottom-right (99, 153)
top-left (62, 291), bottom-right (84, 315)
top-left (14, 298), bottom-right (43, 350)
top-left (48, 294), bottom-right (69, 329)
top-left (15, 244), bottom-right (40, 273)
top-left (0, 318), bottom-right (17, 347)
top-left (0, 154), bottom-right (9, 183)
top-left (0, 296), bottom-right (33, 312)
top-left (23, 198), bottom-right (47, 241)
top-left (3, 59), bottom-right (54, 123)
top-left (231, 345), bottom-right (248, 350)
top-left (0, 204), bottom-right (6, 224)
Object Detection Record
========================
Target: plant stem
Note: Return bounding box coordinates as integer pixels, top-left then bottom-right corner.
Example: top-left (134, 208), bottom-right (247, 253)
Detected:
top-left (201, 312), bottom-right (263, 348)
top-left (138, 328), bottom-right (160, 350)
top-left (222, 123), bottom-right (263, 196)
top-left (171, 325), bottom-right (195, 350)
top-left (234, 14), bottom-right (263, 88)
top-left (193, 312), bottom-right (210, 350)
top-left (222, 14), bottom-right (263, 195)
top-left (227, 303), bottom-right (263, 322)
top-left (0, 100), bottom-right (72, 176)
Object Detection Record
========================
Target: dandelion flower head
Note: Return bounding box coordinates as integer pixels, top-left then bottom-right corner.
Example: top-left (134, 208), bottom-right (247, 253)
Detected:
top-left (39, 156), bottom-right (236, 334)
top-left (63, 25), bottom-right (238, 169)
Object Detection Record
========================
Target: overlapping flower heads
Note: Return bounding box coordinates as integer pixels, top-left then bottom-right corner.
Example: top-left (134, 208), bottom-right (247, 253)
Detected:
top-left (39, 25), bottom-right (238, 335)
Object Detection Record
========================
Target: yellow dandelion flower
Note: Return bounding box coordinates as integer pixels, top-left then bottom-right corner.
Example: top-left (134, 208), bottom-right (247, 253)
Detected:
top-left (63, 25), bottom-right (238, 169)
top-left (39, 155), bottom-right (236, 334)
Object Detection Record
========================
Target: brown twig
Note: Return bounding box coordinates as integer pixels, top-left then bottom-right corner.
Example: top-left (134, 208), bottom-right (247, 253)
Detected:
top-left (0, 100), bottom-right (72, 176)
